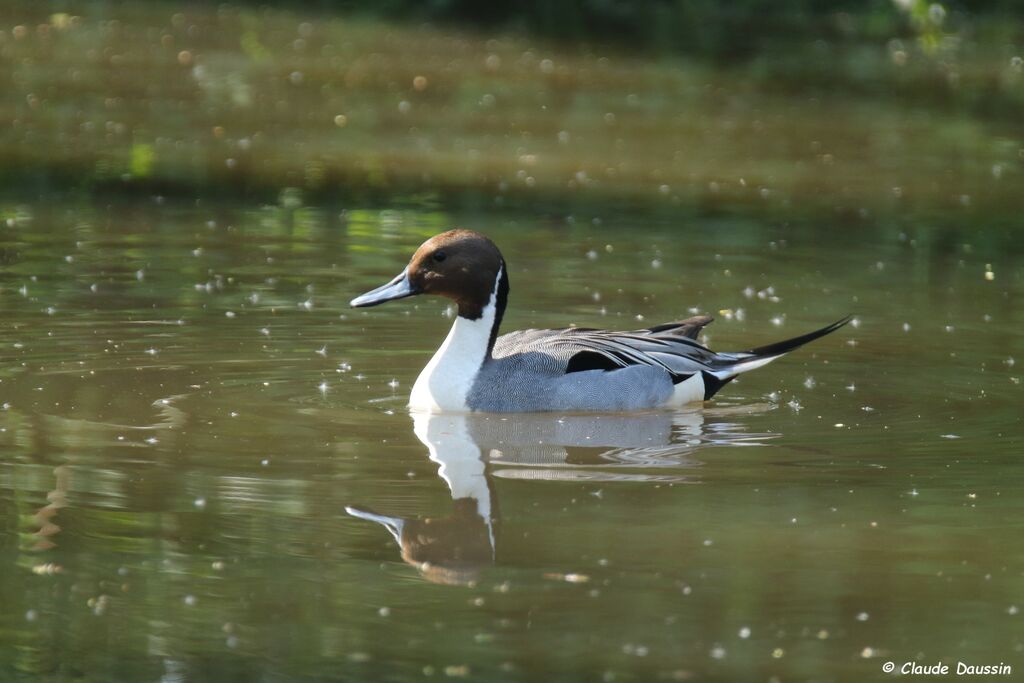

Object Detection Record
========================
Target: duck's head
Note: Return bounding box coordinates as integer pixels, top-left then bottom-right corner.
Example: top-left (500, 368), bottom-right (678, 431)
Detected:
top-left (350, 229), bottom-right (506, 320)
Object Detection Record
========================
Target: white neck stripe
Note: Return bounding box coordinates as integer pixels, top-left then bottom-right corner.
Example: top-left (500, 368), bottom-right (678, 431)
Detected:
top-left (408, 268), bottom-right (502, 413)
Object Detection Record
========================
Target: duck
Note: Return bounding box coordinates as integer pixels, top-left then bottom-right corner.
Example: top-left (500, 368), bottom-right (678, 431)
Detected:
top-left (351, 229), bottom-right (849, 413)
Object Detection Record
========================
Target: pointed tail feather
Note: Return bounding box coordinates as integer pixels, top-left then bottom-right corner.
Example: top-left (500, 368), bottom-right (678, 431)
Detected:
top-left (712, 315), bottom-right (853, 380)
top-left (744, 315), bottom-right (852, 358)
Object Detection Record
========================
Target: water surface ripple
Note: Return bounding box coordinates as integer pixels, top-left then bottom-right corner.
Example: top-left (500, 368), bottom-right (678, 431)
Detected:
top-left (1, 202), bottom-right (1022, 682)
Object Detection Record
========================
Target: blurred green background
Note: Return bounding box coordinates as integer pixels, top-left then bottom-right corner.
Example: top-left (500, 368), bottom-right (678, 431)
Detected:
top-left (1, 0), bottom-right (1022, 222)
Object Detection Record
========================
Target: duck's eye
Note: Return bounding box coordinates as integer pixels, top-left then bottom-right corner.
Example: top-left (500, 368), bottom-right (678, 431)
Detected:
top-left (432, 250), bottom-right (447, 263)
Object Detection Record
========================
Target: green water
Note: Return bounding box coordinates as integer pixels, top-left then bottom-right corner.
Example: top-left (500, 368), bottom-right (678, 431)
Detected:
top-left (1, 199), bottom-right (1021, 681)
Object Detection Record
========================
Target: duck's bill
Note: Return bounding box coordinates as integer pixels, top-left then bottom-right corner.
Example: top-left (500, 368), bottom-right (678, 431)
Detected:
top-left (350, 270), bottom-right (420, 307)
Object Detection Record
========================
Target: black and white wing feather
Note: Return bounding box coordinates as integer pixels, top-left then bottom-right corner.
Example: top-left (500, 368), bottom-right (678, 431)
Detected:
top-left (493, 315), bottom-right (851, 385)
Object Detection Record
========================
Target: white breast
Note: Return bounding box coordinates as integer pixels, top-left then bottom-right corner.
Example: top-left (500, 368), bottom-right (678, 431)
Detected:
top-left (409, 271), bottom-right (500, 413)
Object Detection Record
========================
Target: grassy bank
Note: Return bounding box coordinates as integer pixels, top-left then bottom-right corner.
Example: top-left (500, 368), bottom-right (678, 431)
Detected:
top-left (0, 2), bottom-right (1021, 223)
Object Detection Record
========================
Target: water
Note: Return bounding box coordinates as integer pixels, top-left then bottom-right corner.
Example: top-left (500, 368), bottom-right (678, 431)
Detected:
top-left (1, 199), bottom-right (1022, 681)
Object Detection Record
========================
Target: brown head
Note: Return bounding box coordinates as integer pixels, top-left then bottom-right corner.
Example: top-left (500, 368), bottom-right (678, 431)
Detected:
top-left (350, 229), bottom-right (508, 320)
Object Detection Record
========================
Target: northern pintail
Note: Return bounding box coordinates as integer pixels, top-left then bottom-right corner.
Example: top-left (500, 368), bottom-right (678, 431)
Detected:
top-left (351, 230), bottom-right (849, 413)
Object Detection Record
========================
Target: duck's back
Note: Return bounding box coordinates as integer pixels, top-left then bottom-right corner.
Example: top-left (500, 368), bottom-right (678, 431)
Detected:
top-left (469, 326), bottom-right (697, 412)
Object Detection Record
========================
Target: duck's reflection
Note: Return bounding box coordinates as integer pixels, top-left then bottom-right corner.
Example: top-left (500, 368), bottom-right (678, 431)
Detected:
top-left (347, 412), bottom-right (498, 585)
top-left (347, 405), bottom-right (773, 584)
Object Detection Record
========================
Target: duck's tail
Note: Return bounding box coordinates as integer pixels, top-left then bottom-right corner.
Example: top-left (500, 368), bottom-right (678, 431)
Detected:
top-left (703, 315), bottom-right (852, 397)
top-left (732, 315), bottom-right (853, 373)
